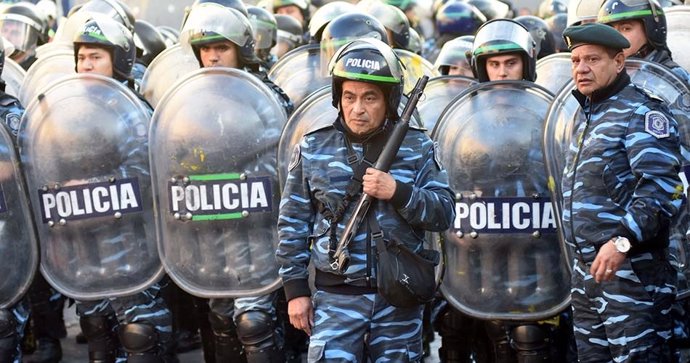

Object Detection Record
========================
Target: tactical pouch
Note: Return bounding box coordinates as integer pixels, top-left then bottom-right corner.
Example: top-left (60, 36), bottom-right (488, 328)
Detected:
top-left (375, 237), bottom-right (439, 308)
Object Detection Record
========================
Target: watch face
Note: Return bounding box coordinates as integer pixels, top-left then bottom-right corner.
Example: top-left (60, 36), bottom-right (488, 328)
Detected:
top-left (616, 238), bottom-right (631, 252)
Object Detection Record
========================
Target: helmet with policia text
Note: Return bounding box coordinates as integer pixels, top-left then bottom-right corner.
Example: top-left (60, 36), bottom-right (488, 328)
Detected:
top-left (598, 0), bottom-right (668, 52)
top-left (73, 15), bottom-right (136, 82)
top-left (181, 3), bottom-right (257, 68)
top-left (320, 12), bottom-right (388, 76)
top-left (358, 0), bottom-right (411, 49)
top-left (514, 15), bottom-right (556, 59)
top-left (471, 18), bottom-right (537, 82)
top-left (80, 0), bottom-right (135, 32)
top-left (329, 38), bottom-right (404, 119)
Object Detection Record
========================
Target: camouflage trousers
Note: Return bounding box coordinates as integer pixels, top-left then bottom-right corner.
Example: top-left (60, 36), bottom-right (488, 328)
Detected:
top-left (571, 252), bottom-right (676, 362)
top-left (76, 282), bottom-right (173, 362)
top-left (308, 290), bottom-right (424, 362)
top-left (209, 293), bottom-right (277, 320)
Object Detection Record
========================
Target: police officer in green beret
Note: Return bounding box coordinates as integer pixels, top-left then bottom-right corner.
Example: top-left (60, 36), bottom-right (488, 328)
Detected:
top-left (561, 22), bottom-right (684, 362)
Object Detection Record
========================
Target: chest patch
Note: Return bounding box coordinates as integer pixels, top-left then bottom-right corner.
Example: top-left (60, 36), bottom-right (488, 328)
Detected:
top-left (645, 111), bottom-right (670, 139)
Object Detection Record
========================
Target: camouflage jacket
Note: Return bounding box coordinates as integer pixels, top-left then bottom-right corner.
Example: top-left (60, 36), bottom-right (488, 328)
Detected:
top-left (561, 71), bottom-right (684, 263)
top-left (276, 118), bottom-right (455, 300)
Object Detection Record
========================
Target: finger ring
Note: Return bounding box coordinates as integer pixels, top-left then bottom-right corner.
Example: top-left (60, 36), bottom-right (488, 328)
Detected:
top-left (605, 269), bottom-right (613, 274)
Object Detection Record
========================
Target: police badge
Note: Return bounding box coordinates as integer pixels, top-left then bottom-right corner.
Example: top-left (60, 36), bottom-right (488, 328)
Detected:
top-left (645, 111), bottom-right (670, 139)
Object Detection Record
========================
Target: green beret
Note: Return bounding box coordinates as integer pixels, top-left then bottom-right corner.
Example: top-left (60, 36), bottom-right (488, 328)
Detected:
top-left (562, 23), bottom-right (630, 51)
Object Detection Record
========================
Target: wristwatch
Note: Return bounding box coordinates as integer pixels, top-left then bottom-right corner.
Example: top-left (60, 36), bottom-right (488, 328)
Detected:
top-left (613, 236), bottom-right (631, 254)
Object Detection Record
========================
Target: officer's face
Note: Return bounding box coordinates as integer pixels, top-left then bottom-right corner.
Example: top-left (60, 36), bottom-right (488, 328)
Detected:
top-left (76, 46), bottom-right (113, 78)
top-left (570, 44), bottom-right (625, 97)
top-left (199, 40), bottom-right (239, 68)
top-left (448, 63), bottom-right (473, 78)
top-left (485, 53), bottom-right (524, 81)
top-left (341, 80), bottom-right (387, 137)
top-left (610, 20), bottom-right (647, 58)
top-left (276, 5), bottom-right (304, 27)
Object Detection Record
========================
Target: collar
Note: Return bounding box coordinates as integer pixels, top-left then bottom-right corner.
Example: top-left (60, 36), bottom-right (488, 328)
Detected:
top-left (572, 70), bottom-right (631, 107)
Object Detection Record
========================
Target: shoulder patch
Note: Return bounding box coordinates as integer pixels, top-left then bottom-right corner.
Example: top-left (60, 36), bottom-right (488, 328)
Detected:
top-left (4, 113), bottom-right (20, 135)
top-left (288, 144), bottom-right (301, 172)
top-left (644, 110), bottom-right (670, 139)
top-left (433, 141), bottom-right (443, 170)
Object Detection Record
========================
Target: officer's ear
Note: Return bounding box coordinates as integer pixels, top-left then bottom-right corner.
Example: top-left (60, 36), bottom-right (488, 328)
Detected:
top-left (613, 50), bottom-right (626, 73)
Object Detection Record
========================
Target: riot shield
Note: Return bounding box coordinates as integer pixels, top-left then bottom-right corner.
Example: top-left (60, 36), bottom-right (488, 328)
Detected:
top-left (543, 59), bottom-right (690, 296)
top-left (394, 48), bottom-right (440, 94)
top-left (18, 48), bottom-right (75, 106)
top-left (434, 80), bottom-right (571, 320)
top-left (268, 44), bottom-right (329, 109)
top-left (150, 67), bottom-right (287, 298)
top-left (18, 73), bottom-right (161, 300)
top-left (535, 52), bottom-right (573, 95)
top-left (2, 57), bottom-right (25, 98)
top-left (0, 125), bottom-right (38, 308)
top-left (666, 5), bottom-right (690, 72)
top-left (139, 44), bottom-right (199, 108)
top-left (418, 75), bottom-right (477, 132)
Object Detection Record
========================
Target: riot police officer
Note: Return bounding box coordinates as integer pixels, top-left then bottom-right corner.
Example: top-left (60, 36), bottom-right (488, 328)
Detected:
top-left (0, 3), bottom-right (47, 70)
top-left (180, 4), bottom-right (292, 362)
top-left (597, 0), bottom-right (690, 83)
top-left (277, 37), bottom-right (455, 362)
top-left (434, 36), bottom-right (474, 77)
top-left (72, 16), bottom-right (175, 363)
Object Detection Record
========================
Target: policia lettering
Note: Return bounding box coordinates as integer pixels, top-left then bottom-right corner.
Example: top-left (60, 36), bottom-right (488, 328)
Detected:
top-left (168, 173), bottom-right (272, 221)
top-left (454, 197), bottom-right (557, 233)
top-left (39, 178), bottom-right (143, 223)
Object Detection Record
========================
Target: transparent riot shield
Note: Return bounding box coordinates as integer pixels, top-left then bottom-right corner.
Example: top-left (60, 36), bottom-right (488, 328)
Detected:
top-left (535, 52), bottom-right (573, 95)
top-left (2, 57), bottom-right (25, 98)
top-left (543, 59), bottom-right (690, 297)
top-left (394, 48), bottom-right (440, 94)
top-left (268, 44), bottom-right (329, 109)
top-left (139, 44), bottom-right (199, 108)
top-left (150, 67), bottom-right (287, 298)
top-left (18, 73), bottom-right (161, 300)
top-left (666, 6), bottom-right (690, 72)
top-left (418, 75), bottom-right (477, 132)
top-left (434, 80), bottom-right (570, 320)
top-left (0, 125), bottom-right (38, 308)
top-left (18, 48), bottom-right (75, 106)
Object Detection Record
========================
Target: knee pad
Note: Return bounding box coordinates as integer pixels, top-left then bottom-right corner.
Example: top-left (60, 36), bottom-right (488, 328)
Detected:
top-left (235, 311), bottom-right (274, 348)
top-left (80, 315), bottom-right (113, 339)
top-left (79, 315), bottom-right (117, 362)
top-left (118, 323), bottom-right (158, 354)
top-left (511, 324), bottom-right (550, 362)
top-left (209, 310), bottom-right (236, 336)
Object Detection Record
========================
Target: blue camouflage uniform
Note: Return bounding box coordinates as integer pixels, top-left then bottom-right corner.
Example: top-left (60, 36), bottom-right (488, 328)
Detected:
top-left (562, 68), bottom-right (684, 361)
top-left (0, 88), bottom-right (30, 363)
top-left (277, 117), bottom-right (455, 362)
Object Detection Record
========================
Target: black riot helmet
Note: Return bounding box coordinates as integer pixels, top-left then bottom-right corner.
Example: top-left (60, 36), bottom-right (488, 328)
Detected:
top-left (308, 1), bottom-right (357, 42)
top-left (181, 3), bottom-right (257, 68)
top-left (182, 0), bottom-right (249, 28)
top-left (434, 35), bottom-right (474, 75)
top-left (537, 0), bottom-right (568, 18)
top-left (73, 15), bottom-right (136, 82)
top-left (597, 0), bottom-right (668, 53)
top-left (545, 13), bottom-right (568, 52)
top-left (470, 18), bottom-right (537, 82)
top-left (435, 1), bottom-right (486, 46)
top-left (134, 20), bottom-right (167, 67)
top-left (330, 38), bottom-right (404, 119)
top-left (247, 6), bottom-right (278, 58)
top-left (358, 0), bottom-right (411, 49)
top-left (0, 2), bottom-right (47, 55)
top-left (80, 0), bottom-right (135, 32)
top-left (320, 12), bottom-right (388, 75)
top-left (273, 14), bottom-right (304, 57)
top-left (514, 15), bottom-right (556, 59)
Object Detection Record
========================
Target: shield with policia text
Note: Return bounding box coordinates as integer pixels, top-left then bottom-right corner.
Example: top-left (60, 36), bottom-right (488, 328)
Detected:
top-left (543, 59), bottom-right (690, 297)
top-left (0, 124), bottom-right (38, 308)
top-left (417, 75), bottom-right (477, 132)
top-left (150, 67), bottom-right (287, 298)
top-left (18, 73), bottom-right (161, 300)
top-left (268, 44), bottom-right (330, 109)
top-left (433, 80), bottom-right (571, 320)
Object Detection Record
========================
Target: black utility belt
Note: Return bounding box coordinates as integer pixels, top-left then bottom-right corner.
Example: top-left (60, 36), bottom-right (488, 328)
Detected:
top-left (315, 269), bottom-right (377, 295)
